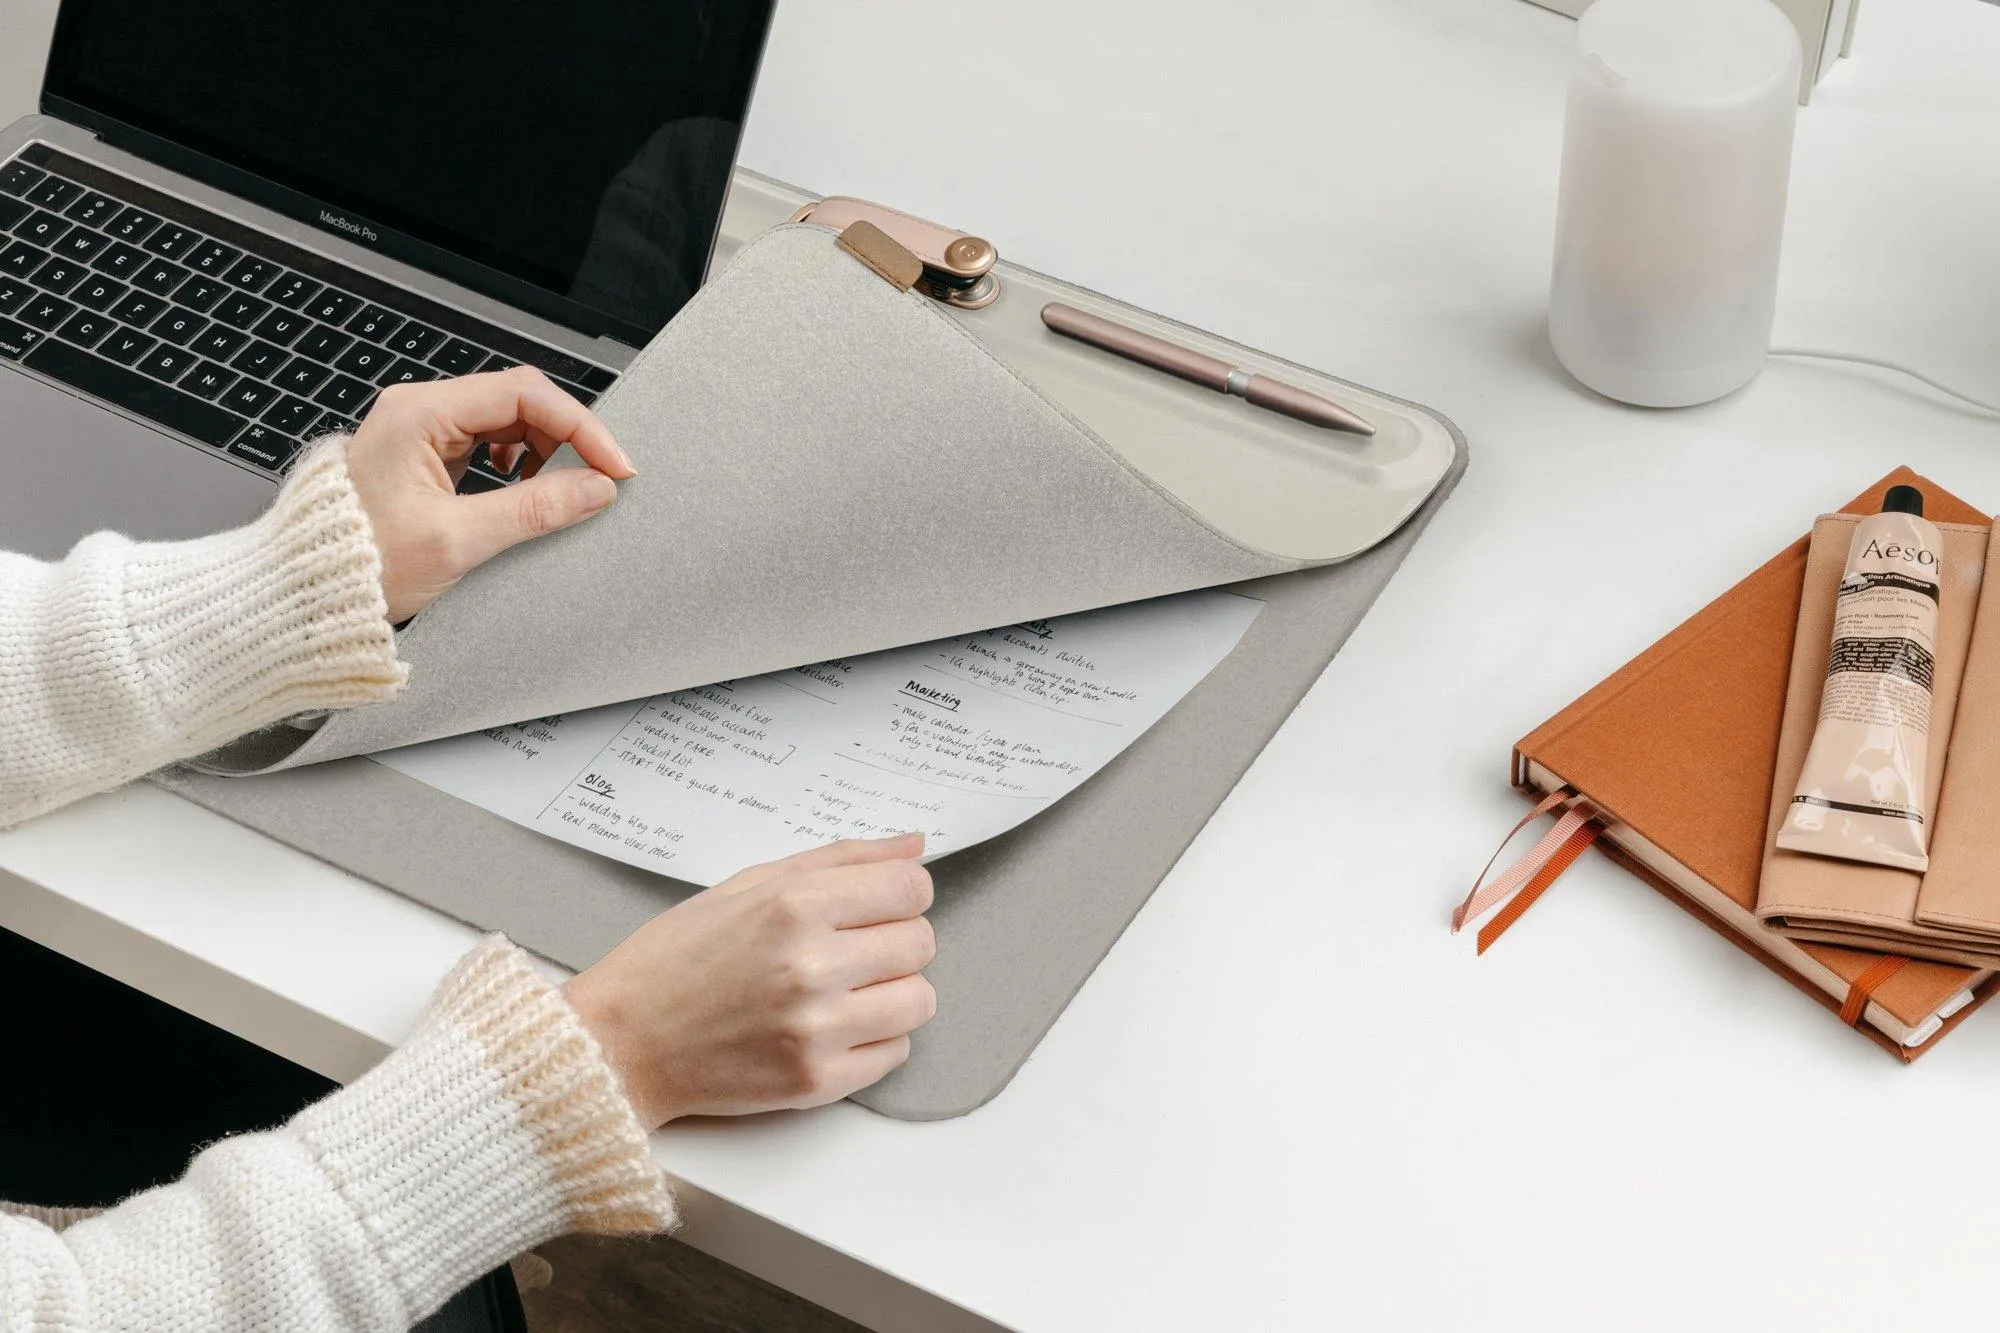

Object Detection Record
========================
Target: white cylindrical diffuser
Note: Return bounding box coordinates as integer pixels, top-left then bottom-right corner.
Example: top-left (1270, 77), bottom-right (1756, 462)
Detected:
top-left (1548, 0), bottom-right (1802, 408)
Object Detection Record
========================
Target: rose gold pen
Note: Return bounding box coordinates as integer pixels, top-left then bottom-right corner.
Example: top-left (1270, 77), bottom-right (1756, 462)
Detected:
top-left (1039, 303), bottom-right (1375, 437)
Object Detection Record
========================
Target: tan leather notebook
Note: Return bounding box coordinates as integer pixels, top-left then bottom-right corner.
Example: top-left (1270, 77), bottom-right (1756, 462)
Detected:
top-left (1754, 514), bottom-right (1996, 966)
top-left (1510, 469), bottom-right (1996, 1059)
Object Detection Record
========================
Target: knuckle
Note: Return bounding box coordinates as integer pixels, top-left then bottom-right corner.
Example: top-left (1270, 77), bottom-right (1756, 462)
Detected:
top-left (517, 483), bottom-right (569, 535)
top-left (884, 1035), bottom-right (913, 1069)
top-left (775, 946), bottom-right (830, 997)
top-left (509, 364), bottom-right (552, 390)
top-left (897, 860), bottom-right (934, 914)
top-left (766, 883), bottom-right (818, 931)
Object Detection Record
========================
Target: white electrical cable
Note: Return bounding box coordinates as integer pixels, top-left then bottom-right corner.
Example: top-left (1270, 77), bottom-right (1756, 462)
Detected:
top-left (1769, 347), bottom-right (2000, 419)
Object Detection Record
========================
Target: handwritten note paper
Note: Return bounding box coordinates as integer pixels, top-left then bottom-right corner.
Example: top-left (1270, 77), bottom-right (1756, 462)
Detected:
top-left (370, 590), bottom-right (1262, 885)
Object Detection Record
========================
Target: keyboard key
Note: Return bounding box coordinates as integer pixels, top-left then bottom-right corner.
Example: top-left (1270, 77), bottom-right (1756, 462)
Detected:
top-left (105, 206), bottom-right (161, 243)
top-left (24, 177), bottom-right (82, 212)
top-left (265, 272), bottom-right (322, 309)
top-left (24, 337), bottom-right (244, 446)
top-left (142, 223), bottom-right (199, 260)
top-left (151, 307), bottom-right (209, 346)
top-left (181, 360), bottom-right (239, 400)
top-left (0, 160), bottom-right (46, 197)
top-left (377, 357), bottom-right (439, 387)
top-left (272, 356), bottom-right (332, 395)
top-left (224, 255), bottom-right (280, 291)
top-left (312, 412), bottom-right (359, 438)
top-left (19, 292), bottom-right (76, 332)
top-left (0, 196), bottom-right (27, 232)
top-left (221, 378), bottom-right (279, 417)
top-left (55, 309), bottom-right (115, 349)
top-left (175, 275), bottom-right (229, 312)
top-left (92, 241), bottom-right (148, 280)
top-left (183, 239), bottom-right (240, 276)
top-left (190, 324), bottom-right (249, 360)
top-left (52, 227), bottom-right (109, 265)
top-left (385, 322), bottom-right (443, 359)
top-left (346, 305), bottom-right (402, 342)
top-left (100, 326), bottom-right (156, 365)
top-left (108, 290), bottom-right (169, 326)
top-left (293, 324), bottom-right (352, 363)
top-left (334, 341), bottom-right (392, 379)
top-left (478, 352), bottom-right (519, 373)
top-left (252, 307), bottom-right (310, 345)
top-left (428, 338), bottom-right (486, 375)
top-left (263, 394), bottom-right (323, 435)
top-left (29, 257), bottom-right (88, 295)
top-left (312, 373), bottom-right (373, 415)
top-left (11, 209), bottom-right (70, 247)
top-left (230, 339), bottom-right (287, 379)
top-left (212, 291), bottom-right (270, 328)
top-left (64, 192), bottom-right (120, 227)
top-left (0, 315), bottom-right (46, 358)
top-left (228, 425), bottom-right (300, 472)
top-left (553, 380), bottom-right (597, 406)
top-left (1, 241), bottom-right (48, 277)
top-left (303, 289), bottom-right (361, 325)
top-left (137, 343), bottom-right (198, 384)
top-left (69, 275), bottom-right (127, 312)
top-left (0, 275), bottom-right (28, 314)
top-left (131, 257), bottom-right (189, 297)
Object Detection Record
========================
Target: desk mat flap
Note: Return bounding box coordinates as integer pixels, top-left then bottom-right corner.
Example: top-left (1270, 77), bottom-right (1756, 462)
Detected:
top-left (157, 426), bottom-right (1468, 1119)
top-left (195, 222), bottom-right (1448, 774)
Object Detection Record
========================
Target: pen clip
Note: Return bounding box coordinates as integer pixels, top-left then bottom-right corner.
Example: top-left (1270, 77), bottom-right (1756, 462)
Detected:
top-left (789, 196), bottom-right (1000, 309)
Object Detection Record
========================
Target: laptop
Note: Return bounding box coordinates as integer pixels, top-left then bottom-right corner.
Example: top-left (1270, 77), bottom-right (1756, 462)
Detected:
top-left (0, 0), bottom-right (773, 559)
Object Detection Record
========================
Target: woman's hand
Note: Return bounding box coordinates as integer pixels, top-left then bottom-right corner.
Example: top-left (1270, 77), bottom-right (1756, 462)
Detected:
top-left (562, 833), bottom-right (939, 1127)
top-left (343, 368), bottom-right (637, 623)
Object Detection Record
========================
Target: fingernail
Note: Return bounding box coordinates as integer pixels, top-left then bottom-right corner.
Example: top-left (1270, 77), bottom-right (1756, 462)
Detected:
top-left (577, 470), bottom-right (618, 512)
top-left (610, 440), bottom-right (637, 476)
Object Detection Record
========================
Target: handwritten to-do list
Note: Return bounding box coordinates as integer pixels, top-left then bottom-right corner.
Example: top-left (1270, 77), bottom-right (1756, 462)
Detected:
top-left (370, 589), bottom-right (1262, 885)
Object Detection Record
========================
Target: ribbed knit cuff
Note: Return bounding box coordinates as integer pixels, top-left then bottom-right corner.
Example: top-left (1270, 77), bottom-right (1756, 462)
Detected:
top-left (124, 437), bottom-right (405, 755)
top-left (293, 938), bottom-right (674, 1324)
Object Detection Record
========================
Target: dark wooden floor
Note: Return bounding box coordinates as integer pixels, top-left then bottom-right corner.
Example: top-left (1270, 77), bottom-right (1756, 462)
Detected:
top-left (522, 1235), bottom-right (867, 1333)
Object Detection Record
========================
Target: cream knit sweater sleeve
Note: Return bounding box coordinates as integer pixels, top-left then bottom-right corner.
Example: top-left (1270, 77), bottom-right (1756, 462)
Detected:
top-left (0, 441), bottom-right (676, 1329)
top-left (1, 938), bottom-right (676, 1330)
top-left (0, 439), bottom-right (405, 827)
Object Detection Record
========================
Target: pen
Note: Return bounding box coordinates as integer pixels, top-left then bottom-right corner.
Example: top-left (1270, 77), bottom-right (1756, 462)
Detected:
top-left (1039, 303), bottom-right (1376, 437)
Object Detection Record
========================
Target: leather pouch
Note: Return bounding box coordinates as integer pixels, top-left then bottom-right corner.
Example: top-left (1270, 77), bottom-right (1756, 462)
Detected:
top-left (1757, 513), bottom-right (1998, 965)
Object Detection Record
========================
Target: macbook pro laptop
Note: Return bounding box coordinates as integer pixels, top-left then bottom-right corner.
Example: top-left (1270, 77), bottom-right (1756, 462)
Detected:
top-left (0, 0), bottom-right (773, 559)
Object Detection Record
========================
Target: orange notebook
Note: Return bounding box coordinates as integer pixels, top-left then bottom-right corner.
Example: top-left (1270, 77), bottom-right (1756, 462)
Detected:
top-left (1505, 469), bottom-right (1998, 1059)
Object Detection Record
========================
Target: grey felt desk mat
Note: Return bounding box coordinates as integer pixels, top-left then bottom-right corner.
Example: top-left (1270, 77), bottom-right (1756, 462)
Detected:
top-left (155, 431), bottom-right (1464, 1119)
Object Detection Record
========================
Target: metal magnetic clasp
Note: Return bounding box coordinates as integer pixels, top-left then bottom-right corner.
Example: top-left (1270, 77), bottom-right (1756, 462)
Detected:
top-left (789, 196), bottom-right (1000, 309)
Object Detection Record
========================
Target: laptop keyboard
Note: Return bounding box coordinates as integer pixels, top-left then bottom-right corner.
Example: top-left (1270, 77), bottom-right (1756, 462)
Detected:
top-left (0, 144), bottom-right (617, 490)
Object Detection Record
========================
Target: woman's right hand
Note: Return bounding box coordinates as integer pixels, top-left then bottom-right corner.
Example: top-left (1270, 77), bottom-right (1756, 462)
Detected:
top-left (562, 833), bottom-right (938, 1127)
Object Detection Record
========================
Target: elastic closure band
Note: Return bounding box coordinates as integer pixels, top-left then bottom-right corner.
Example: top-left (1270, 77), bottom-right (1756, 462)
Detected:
top-left (1839, 955), bottom-right (1910, 1027)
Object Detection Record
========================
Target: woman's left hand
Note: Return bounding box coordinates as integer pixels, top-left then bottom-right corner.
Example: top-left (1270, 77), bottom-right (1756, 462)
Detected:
top-left (343, 367), bottom-right (637, 622)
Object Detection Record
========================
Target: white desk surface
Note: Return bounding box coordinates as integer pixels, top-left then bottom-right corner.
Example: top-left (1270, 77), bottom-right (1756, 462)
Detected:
top-left (6, 1), bottom-right (2000, 1329)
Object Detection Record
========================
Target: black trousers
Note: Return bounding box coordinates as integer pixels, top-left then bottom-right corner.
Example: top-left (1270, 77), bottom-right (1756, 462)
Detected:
top-left (0, 925), bottom-right (524, 1332)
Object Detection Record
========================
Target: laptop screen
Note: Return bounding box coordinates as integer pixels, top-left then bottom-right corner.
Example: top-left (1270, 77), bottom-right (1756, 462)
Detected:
top-left (42, 0), bottom-right (774, 346)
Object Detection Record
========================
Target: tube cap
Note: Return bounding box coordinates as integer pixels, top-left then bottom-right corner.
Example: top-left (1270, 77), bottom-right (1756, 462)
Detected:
top-left (1883, 485), bottom-right (1925, 517)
